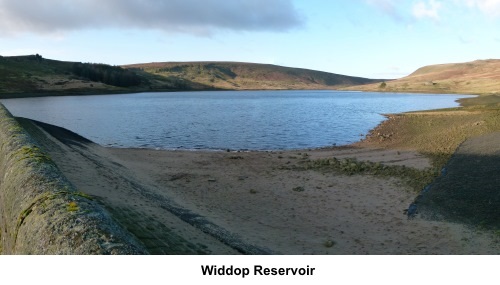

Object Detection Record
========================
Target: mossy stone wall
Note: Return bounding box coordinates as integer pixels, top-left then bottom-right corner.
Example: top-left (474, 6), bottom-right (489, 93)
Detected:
top-left (0, 103), bottom-right (147, 254)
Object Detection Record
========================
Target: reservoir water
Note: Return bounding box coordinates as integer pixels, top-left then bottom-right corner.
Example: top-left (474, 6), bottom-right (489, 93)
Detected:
top-left (1, 91), bottom-right (472, 150)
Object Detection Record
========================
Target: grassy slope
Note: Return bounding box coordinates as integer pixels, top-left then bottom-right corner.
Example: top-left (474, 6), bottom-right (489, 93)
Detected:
top-left (0, 55), bottom-right (213, 97)
top-left (1, 55), bottom-right (382, 97)
top-left (123, 61), bottom-right (382, 90)
top-left (3, 56), bottom-right (498, 96)
top-left (0, 55), bottom-right (124, 96)
top-left (346, 59), bottom-right (500, 95)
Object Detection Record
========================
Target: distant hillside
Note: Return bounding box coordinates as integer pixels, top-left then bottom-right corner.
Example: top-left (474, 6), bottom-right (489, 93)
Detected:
top-left (123, 61), bottom-right (382, 90)
top-left (346, 59), bottom-right (500, 95)
top-left (0, 55), bottom-right (154, 97)
top-left (0, 55), bottom-right (205, 97)
top-left (3, 55), bottom-right (499, 97)
top-left (0, 55), bottom-right (382, 97)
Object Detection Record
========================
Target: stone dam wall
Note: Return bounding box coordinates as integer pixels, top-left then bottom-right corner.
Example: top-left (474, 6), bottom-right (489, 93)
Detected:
top-left (0, 103), bottom-right (147, 254)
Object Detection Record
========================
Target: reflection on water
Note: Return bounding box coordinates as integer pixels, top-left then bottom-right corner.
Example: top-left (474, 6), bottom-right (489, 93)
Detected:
top-left (1, 90), bottom-right (472, 150)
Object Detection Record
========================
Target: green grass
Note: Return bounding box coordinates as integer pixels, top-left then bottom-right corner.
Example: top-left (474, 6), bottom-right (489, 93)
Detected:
top-left (294, 157), bottom-right (439, 193)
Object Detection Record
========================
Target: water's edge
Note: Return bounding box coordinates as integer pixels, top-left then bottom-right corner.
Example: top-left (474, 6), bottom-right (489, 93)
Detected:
top-left (1, 91), bottom-right (473, 151)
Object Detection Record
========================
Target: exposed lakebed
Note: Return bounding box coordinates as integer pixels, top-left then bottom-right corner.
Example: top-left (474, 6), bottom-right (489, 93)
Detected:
top-left (1, 90), bottom-right (473, 150)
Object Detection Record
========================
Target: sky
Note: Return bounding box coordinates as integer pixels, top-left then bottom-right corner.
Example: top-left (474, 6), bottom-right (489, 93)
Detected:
top-left (0, 0), bottom-right (499, 79)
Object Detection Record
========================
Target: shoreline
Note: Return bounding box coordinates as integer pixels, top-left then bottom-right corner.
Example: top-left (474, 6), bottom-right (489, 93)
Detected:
top-left (2, 90), bottom-right (474, 153)
top-left (4, 90), bottom-right (499, 254)
top-left (16, 104), bottom-right (500, 253)
top-left (0, 87), bottom-right (485, 100)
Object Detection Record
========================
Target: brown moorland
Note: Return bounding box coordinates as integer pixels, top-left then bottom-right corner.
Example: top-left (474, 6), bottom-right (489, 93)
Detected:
top-left (346, 59), bottom-right (500, 95)
top-left (123, 61), bottom-right (382, 90)
top-left (0, 55), bottom-right (381, 98)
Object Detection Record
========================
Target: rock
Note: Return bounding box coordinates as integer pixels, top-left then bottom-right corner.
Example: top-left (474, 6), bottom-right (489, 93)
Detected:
top-left (292, 186), bottom-right (305, 192)
top-left (324, 240), bottom-right (335, 248)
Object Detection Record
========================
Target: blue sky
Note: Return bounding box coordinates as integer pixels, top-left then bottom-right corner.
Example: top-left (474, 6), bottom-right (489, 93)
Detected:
top-left (0, 0), bottom-right (499, 78)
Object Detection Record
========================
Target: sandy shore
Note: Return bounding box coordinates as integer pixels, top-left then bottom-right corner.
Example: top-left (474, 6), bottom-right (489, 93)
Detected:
top-left (19, 118), bottom-right (500, 254)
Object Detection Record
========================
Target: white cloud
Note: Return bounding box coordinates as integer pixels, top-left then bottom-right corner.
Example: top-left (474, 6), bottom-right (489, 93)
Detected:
top-left (462, 0), bottom-right (500, 17)
top-left (0, 0), bottom-right (304, 36)
top-left (412, 0), bottom-right (442, 21)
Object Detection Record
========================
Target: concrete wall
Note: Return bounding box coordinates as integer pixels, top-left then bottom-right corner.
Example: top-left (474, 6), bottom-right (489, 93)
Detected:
top-left (0, 103), bottom-right (147, 254)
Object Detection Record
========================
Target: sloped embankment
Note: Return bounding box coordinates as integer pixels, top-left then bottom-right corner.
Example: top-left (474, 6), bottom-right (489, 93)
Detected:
top-left (0, 103), bottom-right (147, 254)
top-left (416, 132), bottom-right (500, 228)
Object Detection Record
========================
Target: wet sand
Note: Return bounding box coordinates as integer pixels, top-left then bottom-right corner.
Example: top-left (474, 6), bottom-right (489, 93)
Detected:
top-left (18, 118), bottom-right (500, 254)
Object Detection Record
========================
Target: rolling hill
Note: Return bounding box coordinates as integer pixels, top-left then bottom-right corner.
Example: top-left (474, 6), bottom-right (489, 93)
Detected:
top-left (3, 55), bottom-right (499, 97)
top-left (346, 59), bottom-right (500, 95)
top-left (0, 55), bottom-right (137, 97)
top-left (123, 61), bottom-right (382, 90)
top-left (0, 55), bottom-right (381, 97)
